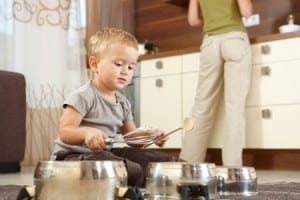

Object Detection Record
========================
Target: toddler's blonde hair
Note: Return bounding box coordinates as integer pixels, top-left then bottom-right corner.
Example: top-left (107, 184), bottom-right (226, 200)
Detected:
top-left (88, 27), bottom-right (138, 59)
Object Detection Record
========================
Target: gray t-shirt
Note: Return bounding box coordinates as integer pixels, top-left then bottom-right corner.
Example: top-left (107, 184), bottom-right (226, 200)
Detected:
top-left (51, 80), bottom-right (133, 158)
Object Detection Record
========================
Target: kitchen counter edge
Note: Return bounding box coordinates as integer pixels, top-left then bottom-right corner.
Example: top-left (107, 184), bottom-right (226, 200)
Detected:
top-left (139, 31), bottom-right (300, 61)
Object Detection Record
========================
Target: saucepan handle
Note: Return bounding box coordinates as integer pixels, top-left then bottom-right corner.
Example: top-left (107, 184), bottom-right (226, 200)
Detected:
top-left (177, 183), bottom-right (209, 200)
top-left (16, 185), bottom-right (35, 200)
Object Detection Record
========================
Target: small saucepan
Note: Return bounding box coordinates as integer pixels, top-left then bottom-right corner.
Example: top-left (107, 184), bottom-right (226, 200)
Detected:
top-left (144, 162), bottom-right (218, 200)
top-left (216, 166), bottom-right (258, 196)
top-left (34, 160), bottom-right (128, 200)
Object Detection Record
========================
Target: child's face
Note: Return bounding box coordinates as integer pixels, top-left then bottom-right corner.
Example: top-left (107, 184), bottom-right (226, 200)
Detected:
top-left (92, 42), bottom-right (138, 91)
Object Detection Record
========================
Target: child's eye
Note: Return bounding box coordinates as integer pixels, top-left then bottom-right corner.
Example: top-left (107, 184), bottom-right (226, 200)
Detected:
top-left (128, 65), bottom-right (134, 70)
top-left (114, 62), bottom-right (124, 67)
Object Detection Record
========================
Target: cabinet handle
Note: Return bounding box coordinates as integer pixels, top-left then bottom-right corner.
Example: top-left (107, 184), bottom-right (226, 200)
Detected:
top-left (156, 60), bottom-right (163, 69)
top-left (262, 109), bottom-right (272, 119)
top-left (155, 78), bottom-right (163, 87)
top-left (261, 45), bottom-right (271, 55)
top-left (261, 66), bottom-right (271, 76)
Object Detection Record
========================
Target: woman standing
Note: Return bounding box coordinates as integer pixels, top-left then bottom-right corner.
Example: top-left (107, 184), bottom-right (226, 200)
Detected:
top-left (180, 0), bottom-right (253, 166)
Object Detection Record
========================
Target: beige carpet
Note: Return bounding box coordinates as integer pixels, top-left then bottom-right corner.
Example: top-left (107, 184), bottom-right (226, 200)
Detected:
top-left (0, 185), bottom-right (23, 200)
top-left (231, 182), bottom-right (300, 200)
top-left (0, 182), bottom-right (300, 200)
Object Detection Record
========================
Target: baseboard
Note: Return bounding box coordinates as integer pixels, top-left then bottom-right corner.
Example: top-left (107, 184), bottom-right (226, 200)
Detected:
top-left (156, 148), bottom-right (300, 170)
top-left (0, 162), bottom-right (21, 173)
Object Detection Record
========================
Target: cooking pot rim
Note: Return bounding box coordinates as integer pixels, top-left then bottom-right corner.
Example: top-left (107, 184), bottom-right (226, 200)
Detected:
top-left (148, 162), bottom-right (216, 168)
top-left (37, 160), bottom-right (125, 167)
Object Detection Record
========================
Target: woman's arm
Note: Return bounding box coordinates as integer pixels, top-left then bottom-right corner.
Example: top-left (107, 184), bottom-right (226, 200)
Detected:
top-left (237, 0), bottom-right (253, 18)
top-left (188, 0), bottom-right (203, 27)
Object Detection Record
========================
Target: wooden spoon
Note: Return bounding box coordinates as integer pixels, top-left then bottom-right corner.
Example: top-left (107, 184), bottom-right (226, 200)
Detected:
top-left (142, 117), bottom-right (194, 148)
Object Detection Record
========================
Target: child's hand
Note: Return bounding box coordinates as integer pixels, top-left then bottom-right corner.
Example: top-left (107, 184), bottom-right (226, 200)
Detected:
top-left (84, 129), bottom-right (107, 151)
top-left (154, 130), bottom-right (168, 147)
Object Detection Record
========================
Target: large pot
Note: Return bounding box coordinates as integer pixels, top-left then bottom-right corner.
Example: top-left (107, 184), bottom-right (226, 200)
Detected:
top-left (144, 162), bottom-right (218, 200)
top-left (216, 166), bottom-right (257, 196)
top-left (34, 160), bottom-right (127, 200)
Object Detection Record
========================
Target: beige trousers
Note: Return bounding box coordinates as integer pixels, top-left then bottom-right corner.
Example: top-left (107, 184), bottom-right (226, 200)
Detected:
top-left (179, 32), bottom-right (252, 166)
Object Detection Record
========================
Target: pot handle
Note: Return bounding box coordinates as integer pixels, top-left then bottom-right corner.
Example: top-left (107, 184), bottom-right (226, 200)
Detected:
top-left (16, 185), bottom-right (35, 200)
top-left (177, 183), bottom-right (209, 200)
top-left (217, 175), bottom-right (225, 193)
top-left (116, 186), bottom-right (144, 200)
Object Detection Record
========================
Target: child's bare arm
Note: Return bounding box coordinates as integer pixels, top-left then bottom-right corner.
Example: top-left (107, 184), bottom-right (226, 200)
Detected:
top-left (59, 105), bottom-right (107, 151)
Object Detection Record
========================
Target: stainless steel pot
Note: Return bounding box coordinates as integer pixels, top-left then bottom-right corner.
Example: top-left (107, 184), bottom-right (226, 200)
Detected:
top-left (144, 162), bottom-right (218, 200)
top-left (34, 160), bottom-right (127, 200)
top-left (216, 166), bottom-right (257, 196)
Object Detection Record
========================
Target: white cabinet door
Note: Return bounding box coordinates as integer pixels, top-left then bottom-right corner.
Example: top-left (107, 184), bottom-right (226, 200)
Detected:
top-left (246, 104), bottom-right (300, 148)
top-left (182, 52), bottom-right (201, 73)
top-left (252, 37), bottom-right (300, 65)
top-left (139, 74), bottom-right (182, 148)
top-left (140, 56), bottom-right (181, 78)
top-left (139, 55), bottom-right (183, 148)
top-left (245, 37), bottom-right (300, 149)
top-left (247, 60), bottom-right (300, 106)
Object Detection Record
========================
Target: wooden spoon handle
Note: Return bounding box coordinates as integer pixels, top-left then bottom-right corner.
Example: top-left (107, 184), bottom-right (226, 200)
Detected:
top-left (142, 127), bottom-right (183, 148)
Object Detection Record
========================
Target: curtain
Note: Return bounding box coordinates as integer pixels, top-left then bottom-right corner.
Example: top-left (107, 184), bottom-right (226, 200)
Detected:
top-left (0, 0), bottom-right (88, 165)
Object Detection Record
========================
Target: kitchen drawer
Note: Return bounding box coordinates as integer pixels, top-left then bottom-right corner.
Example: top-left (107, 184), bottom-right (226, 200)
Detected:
top-left (140, 55), bottom-right (181, 78)
top-left (182, 52), bottom-right (201, 73)
top-left (139, 74), bottom-right (182, 148)
top-left (246, 59), bottom-right (300, 106)
top-left (252, 37), bottom-right (300, 65)
top-left (245, 104), bottom-right (300, 148)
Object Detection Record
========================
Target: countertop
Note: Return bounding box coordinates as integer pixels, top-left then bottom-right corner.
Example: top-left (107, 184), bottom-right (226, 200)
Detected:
top-left (139, 31), bottom-right (300, 61)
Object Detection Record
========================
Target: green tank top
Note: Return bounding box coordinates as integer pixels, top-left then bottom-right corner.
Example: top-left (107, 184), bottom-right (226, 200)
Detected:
top-left (199, 0), bottom-right (246, 34)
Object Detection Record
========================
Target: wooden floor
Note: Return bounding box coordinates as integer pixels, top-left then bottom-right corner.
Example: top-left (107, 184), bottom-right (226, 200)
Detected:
top-left (0, 166), bottom-right (299, 186)
top-left (158, 148), bottom-right (300, 170)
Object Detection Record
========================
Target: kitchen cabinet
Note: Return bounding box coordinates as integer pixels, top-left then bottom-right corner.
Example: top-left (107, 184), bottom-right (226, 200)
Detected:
top-left (246, 105), bottom-right (300, 148)
top-left (206, 37), bottom-right (300, 149)
top-left (245, 37), bottom-right (300, 148)
top-left (139, 55), bottom-right (182, 148)
top-left (139, 36), bottom-right (300, 149)
top-left (203, 37), bottom-right (300, 149)
top-left (247, 60), bottom-right (300, 105)
top-left (139, 52), bottom-right (226, 148)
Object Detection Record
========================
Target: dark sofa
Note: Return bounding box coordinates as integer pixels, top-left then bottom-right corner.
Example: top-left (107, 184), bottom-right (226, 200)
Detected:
top-left (0, 70), bottom-right (26, 173)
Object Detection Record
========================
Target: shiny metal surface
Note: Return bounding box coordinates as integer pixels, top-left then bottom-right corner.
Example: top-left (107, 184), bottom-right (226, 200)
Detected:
top-left (145, 162), bottom-right (218, 199)
top-left (34, 161), bottom-right (127, 200)
top-left (216, 166), bottom-right (257, 196)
